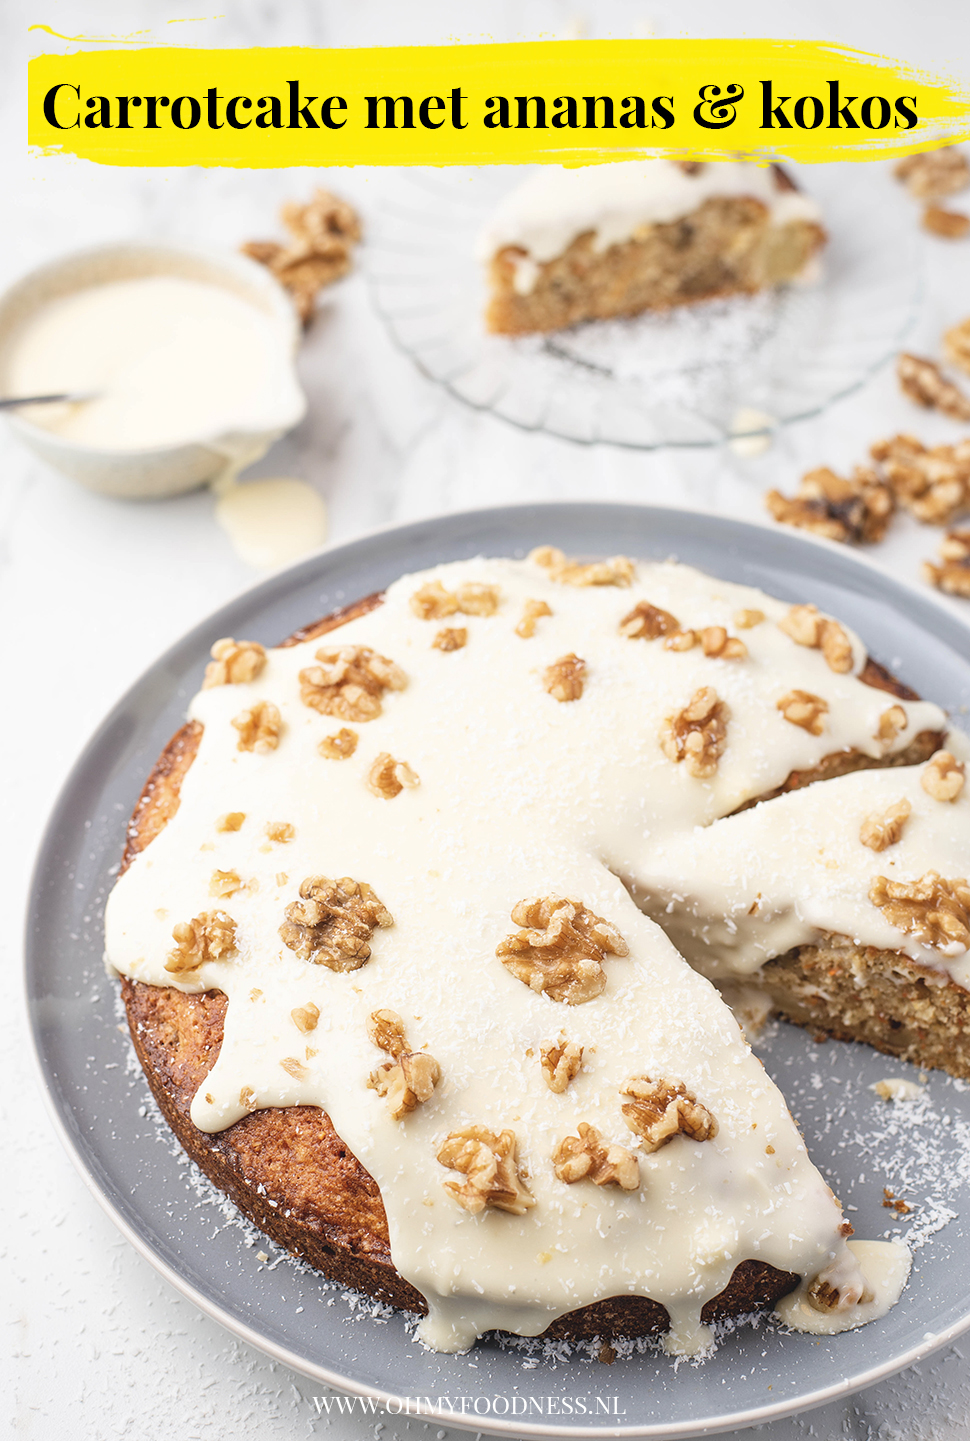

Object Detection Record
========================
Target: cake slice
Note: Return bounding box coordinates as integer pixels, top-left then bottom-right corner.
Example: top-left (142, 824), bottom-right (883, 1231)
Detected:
top-left (478, 160), bottom-right (826, 335)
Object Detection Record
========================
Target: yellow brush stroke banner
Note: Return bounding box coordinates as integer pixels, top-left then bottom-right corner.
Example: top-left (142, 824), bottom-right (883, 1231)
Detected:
top-left (28, 38), bottom-right (970, 168)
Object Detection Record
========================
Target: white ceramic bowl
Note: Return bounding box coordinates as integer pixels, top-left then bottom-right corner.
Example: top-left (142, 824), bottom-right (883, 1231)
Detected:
top-left (0, 242), bottom-right (306, 500)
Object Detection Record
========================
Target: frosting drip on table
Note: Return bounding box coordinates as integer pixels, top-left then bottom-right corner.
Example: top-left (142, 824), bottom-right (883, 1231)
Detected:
top-left (104, 555), bottom-right (943, 1353)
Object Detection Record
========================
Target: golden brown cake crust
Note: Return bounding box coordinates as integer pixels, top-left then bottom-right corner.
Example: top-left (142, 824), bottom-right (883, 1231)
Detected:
top-left (117, 595), bottom-right (940, 1340)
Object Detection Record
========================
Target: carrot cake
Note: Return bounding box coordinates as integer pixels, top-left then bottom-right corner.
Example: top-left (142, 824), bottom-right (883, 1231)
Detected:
top-left (105, 550), bottom-right (960, 1355)
top-left (478, 160), bottom-right (826, 335)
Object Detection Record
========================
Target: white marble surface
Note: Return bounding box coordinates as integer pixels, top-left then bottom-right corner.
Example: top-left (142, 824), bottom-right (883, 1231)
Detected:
top-left (6, 2), bottom-right (970, 1437)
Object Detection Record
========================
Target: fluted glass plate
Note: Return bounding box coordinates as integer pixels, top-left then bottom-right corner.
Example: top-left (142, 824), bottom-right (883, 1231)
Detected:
top-left (366, 164), bottom-right (923, 448)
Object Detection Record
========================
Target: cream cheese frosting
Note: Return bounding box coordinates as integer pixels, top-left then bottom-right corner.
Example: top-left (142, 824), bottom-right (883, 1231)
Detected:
top-left (103, 554), bottom-right (943, 1353)
top-left (476, 161), bottom-right (822, 294)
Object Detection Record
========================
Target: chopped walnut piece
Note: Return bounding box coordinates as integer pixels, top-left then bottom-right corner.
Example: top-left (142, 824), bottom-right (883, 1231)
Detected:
top-left (318, 728), bottom-right (358, 759)
top-left (515, 598), bottom-right (552, 638)
top-left (203, 637), bottom-right (267, 688)
top-left (366, 1008), bottom-right (408, 1058)
top-left (734, 608), bottom-right (765, 629)
top-left (265, 821), bottom-right (295, 843)
top-left (921, 749), bottom-right (966, 802)
top-left (895, 148), bottom-right (970, 200)
top-left (699, 626), bottom-right (747, 660)
top-left (280, 875), bottom-right (393, 970)
top-left (291, 1003), bottom-right (320, 1033)
top-left (766, 466), bottom-right (894, 545)
top-left (232, 700), bottom-right (282, 754)
top-left (456, 582), bottom-right (500, 616)
top-left (543, 653), bottom-right (586, 702)
top-left (280, 1056), bottom-right (308, 1080)
top-left (777, 689), bottom-right (829, 736)
top-left (209, 869), bottom-right (243, 898)
top-left (432, 626), bottom-right (467, 652)
top-left (530, 545), bottom-right (635, 587)
top-left (808, 1267), bottom-right (873, 1314)
top-left (496, 896), bottom-right (629, 1005)
top-left (369, 1052), bottom-right (441, 1120)
top-left (436, 1126), bottom-right (536, 1215)
top-left (242, 188), bottom-right (361, 325)
top-left (875, 705), bottom-right (908, 750)
top-left (778, 604), bottom-right (853, 674)
top-left (552, 1122), bottom-right (640, 1190)
top-left (366, 1011), bottom-right (441, 1120)
top-left (663, 629), bottom-right (697, 653)
top-left (367, 752), bottom-right (420, 799)
top-left (923, 206), bottom-right (970, 239)
top-left (239, 1085), bottom-right (255, 1108)
top-left (778, 602), bottom-right (822, 647)
top-left (410, 580), bottom-right (500, 621)
top-left (619, 600), bottom-right (680, 640)
top-left (860, 798), bottom-right (912, 852)
top-left (410, 580), bottom-right (459, 620)
top-left (820, 620), bottom-right (853, 674)
top-left (870, 871), bottom-right (970, 950)
top-left (923, 529), bottom-right (970, 597)
top-left (620, 1077), bottom-right (718, 1152)
top-left (871, 434), bottom-right (970, 525)
top-left (216, 811), bottom-right (246, 832)
top-left (165, 910), bottom-right (237, 974)
top-left (897, 353), bottom-right (970, 421)
top-left (299, 645), bottom-right (407, 723)
top-left (660, 686), bottom-right (729, 778)
top-left (540, 1037), bottom-right (584, 1093)
top-left (944, 317), bottom-right (970, 377)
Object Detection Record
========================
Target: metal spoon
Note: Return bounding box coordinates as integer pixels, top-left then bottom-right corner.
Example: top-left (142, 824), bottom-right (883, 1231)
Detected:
top-left (0, 391), bottom-right (97, 409)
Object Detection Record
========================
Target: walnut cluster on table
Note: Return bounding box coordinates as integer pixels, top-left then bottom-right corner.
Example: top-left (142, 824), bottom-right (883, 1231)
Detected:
top-left (242, 188), bottom-right (362, 324)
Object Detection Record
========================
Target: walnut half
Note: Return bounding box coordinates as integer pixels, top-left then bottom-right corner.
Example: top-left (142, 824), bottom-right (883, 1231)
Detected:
top-left (203, 637), bottom-right (267, 688)
top-left (437, 1126), bottom-right (535, 1215)
top-left (778, 603), bottom-right (854, 674)
top-left (870, 871), bottom-right (970, 950)
top-left (620, 1077), bottom-right (718, 1152)
top-left (166, 910), bottom-right (237, 974)
top-left (299, 645), bottom-right (407, 723)
top-left (660, 687), bottom-right (729, 778)
top-left (766, 467), bottom-right (894, 545)
top-left (280, 875), bottom-right (393, 970)
top-left (777, 689), bottom-right (829, 736)
top-left (496, 896), bottom-right (629, 1005)
top-left (552, 1122), bottom-right (640, 1190)
top-left (232, 700), bottom-right (282, 754)
top-left (923, 529), bottom-right (970, 598)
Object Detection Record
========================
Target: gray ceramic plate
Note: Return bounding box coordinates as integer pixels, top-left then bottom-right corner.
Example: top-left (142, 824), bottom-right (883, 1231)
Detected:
top-left (25, 504), bottom-right (970, 1438)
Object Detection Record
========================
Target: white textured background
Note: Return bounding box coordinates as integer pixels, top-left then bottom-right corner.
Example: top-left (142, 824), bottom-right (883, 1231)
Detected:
top-left (5, 2), bottom-right (970, 1438)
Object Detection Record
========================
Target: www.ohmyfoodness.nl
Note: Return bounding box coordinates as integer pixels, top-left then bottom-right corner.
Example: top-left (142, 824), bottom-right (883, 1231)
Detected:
top-left (311, 1394), bottom-right (628, 1417)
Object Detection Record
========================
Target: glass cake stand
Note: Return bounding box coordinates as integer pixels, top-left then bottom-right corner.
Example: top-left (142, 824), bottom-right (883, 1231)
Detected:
top-left (366, 163), bottom-right (924, 449)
